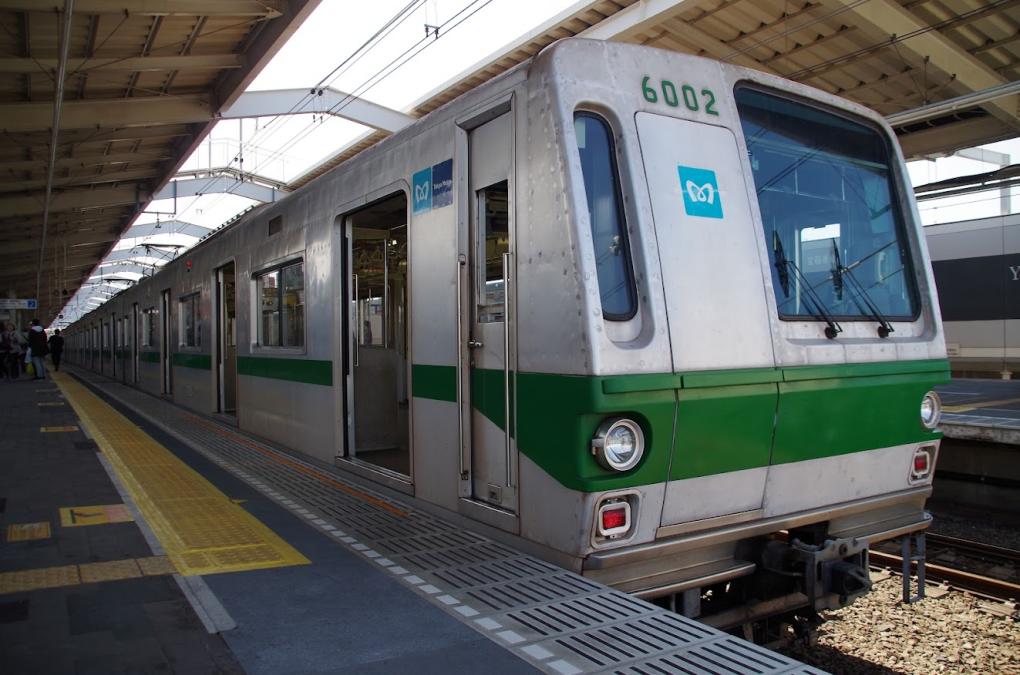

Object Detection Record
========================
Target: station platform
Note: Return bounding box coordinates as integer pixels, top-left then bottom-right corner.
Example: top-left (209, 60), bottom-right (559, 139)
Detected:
top-left (936, 378), bottom-right (1020, 445)
top-left (0, 367), bottom-right (820, 674)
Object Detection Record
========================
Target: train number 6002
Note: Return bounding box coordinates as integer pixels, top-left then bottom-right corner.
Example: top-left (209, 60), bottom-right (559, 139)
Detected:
top-left (641, 76), bottom-right (719, 116)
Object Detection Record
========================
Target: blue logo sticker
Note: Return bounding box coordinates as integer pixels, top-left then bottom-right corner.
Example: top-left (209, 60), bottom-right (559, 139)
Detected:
top-left (431, 159), bottom-right (453, 208)
top-left (678, 165), bottom-right (723, 219)
top-left (412, 167), bottom-right (432, 214)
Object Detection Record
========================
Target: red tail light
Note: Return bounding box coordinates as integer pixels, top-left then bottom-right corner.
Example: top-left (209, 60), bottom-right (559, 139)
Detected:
top-left (914, 454), bottom-right (928, 473)
top-left (596, 500), bottom-right (632, 538)
top-left (602, 507), bottom-right (627, 531)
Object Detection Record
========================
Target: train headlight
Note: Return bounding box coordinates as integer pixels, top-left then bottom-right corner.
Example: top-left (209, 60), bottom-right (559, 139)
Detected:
top-left (920, 391), bottom-right (942, 430)
top-left (592, 418), bottom-right (644, 472)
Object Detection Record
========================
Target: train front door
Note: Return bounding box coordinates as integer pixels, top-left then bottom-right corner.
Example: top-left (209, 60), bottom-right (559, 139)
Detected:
top-left (343, 193), bottom-right (410, 477)
top-left (462, 108), bottom-right (517, 513)
top-left (215, 263), bottom-right (237, 414)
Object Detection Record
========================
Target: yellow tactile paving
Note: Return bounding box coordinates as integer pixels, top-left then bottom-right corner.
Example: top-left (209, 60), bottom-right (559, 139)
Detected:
top-left (0, 556), bottom-right (178, 595)
top-left (79, 559), bottom-right (143, 584)
top-left (6, 522), bottom-right (52, 542)
top-left (0, 565), bottom-right (79, 593)
top-left (137, 556), bottom-right (175, 576)
top-left (51, 372), bottom-right (309, 576)
top-left (59, 504), bottom-right (134, 528)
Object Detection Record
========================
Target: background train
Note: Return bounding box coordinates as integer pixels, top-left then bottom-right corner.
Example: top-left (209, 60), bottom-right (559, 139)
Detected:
top-left (63, 38), bottom-right (949, 633)
top-left (925, 213), bottom-right (1019, 379)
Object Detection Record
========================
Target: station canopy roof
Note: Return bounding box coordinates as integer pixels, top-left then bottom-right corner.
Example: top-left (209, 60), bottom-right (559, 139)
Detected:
top-left (3, 0), bottom-right (1019, 325)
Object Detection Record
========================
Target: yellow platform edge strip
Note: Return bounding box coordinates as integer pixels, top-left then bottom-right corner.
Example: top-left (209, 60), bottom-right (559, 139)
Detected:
top-left (51, 372), bottom-right (309, 576)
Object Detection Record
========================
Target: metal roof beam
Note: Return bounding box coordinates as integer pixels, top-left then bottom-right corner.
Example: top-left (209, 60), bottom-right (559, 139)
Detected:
top-left (0, 1), bottom-right (284, 16)
top-left (1, 88), bottom-right (410, 135)
top-left (153, 174), bottom-right (282, 202)
top-left (0, 150), bottom-right (172, 172)
top-left (823, 0), bottom-right (1020, 130)
top-left (0, 54), bottom-right (243, 74)
top-left (122, 219), bottom-right (212, 238)
top-left (580, 0), bottom-right (696, 42)
top-left (102, 248), bottom-right (172, 263)
top-left (0, 95), bottom-right (210, 133)
top-left (0, 168), bottom-right (161, 193)
top-left (222, 88), bottom-right (414, 133)
top-left (0, 185), bottom-right (147, 218)
top-left (898, 116), bottom-right (1015, 159)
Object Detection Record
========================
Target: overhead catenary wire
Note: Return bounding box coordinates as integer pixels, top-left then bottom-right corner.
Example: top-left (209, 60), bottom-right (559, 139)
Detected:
top-left (177, 0), bottom-right (497, 224)
top-left (173, 0), bottom-right (428, 216)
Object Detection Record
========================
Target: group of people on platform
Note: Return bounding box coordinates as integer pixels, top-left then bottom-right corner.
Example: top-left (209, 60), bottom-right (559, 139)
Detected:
top-left (0, 320), bottom-right (63, 381)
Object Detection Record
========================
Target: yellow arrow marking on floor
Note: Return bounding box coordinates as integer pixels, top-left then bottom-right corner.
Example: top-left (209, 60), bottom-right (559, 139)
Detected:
top-left (59, 504), bottom-right (134, 527)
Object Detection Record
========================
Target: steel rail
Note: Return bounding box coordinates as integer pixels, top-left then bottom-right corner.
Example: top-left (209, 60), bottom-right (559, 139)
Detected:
top-left (869, 549), bottom-right (1020, 602)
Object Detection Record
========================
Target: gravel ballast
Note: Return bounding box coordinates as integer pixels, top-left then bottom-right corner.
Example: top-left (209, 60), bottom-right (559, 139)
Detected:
top-left (780, 575), bottom-right (1019, 674)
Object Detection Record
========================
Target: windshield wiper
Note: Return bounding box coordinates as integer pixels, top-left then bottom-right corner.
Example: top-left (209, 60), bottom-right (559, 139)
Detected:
top-left (774, 232), bottom-right (842, 339)
top-left (839, 257), bottom-right (895, 338)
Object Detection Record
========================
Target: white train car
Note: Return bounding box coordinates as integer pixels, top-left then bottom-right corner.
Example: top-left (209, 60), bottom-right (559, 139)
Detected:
top-left (925, 214), bottom-right (1020, 378)
top-left (65, 38), bottom-right (949, 634)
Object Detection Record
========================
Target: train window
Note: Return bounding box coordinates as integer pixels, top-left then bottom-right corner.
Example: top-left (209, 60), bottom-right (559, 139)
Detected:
top-left (735, 87), bottom-right (919, 321)
top-left (255, 260), bottom-right (304, 347)
top-left (179, 294), bottom-right (200, 347)
top-left (268, 215), bottom-right (283, 236)
top-left (143, 308), bottom-right (157, 347)
top-left (573, 113), bottom-right (637, 321)
top-left (478, 181), bottom-right (509, 323)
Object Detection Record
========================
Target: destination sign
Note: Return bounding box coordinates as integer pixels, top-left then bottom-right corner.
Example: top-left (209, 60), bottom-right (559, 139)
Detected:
top-left (0, 298), bottom-right (37, 310)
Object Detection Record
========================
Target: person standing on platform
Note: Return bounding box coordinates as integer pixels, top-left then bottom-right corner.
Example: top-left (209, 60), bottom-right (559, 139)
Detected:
top-left (48, 328), bottom-right (64, 372)
top-left (27, 319), bottom-right (48, 380)
top-left (1, 323), bottom-right (15, 380)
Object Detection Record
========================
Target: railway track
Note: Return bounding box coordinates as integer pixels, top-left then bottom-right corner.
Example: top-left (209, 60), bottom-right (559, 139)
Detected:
top-left (870, 533), bottom-right (1020, 601)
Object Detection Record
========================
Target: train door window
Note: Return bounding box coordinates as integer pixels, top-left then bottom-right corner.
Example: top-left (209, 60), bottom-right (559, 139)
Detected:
top-left (477, 182), bottom-right (509, 323)
top-left (179, 294), bottom-right (200, 347)
top-left (142, 308), bottom-right (156, 346)
top-left (344, 192), bottom-right (409, 477)
top-left (574, 113), bottom-right (637, 321)
top-left (255, 260), bottom-right (304, 348)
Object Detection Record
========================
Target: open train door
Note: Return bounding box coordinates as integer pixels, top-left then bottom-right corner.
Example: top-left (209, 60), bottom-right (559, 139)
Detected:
top-left (635, 112), bottom-right (777, 532)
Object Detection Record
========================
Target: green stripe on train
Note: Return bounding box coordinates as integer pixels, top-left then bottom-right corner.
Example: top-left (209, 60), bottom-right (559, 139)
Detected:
top-left (237, 356), bottom-right (332, 386)
top-left (172, 353), bottom-right (212, 370)
top-left (138, 351), bottom-right (160, 363)
top-left (411, 359), bottom-right (950, 492)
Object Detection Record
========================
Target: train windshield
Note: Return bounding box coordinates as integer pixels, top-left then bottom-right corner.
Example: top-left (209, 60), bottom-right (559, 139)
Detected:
top-left (736, 88), bottom-right (919, 322)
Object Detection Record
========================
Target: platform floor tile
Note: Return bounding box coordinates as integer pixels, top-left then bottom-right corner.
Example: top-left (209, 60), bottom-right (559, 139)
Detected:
top-left (73, 368), bottom-right (823, 675)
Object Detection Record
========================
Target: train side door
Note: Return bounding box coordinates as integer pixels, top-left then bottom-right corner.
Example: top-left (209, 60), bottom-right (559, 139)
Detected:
top-left (132, 303), bottom-right (139, 384)
top-left (342, 193), bottom-right (411, 478)
top-left (160, 289), bottom-right (172, 395)
top-left (215, 263), bottom-right (237, 414)
top-left (462, 109), bottom-right (517, 513)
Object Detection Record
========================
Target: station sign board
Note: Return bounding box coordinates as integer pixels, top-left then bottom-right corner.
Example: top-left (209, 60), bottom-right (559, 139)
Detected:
top-left (0, 298), bottom-right (37, 309)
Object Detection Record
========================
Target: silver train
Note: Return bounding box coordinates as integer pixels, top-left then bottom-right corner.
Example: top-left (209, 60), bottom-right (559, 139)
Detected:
top-left (65, 39), bottom-right (949, 633)
top-left (925, 213), bottom-right (1019, 379)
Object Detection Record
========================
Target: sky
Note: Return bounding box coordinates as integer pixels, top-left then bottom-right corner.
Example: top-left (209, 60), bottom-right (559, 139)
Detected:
top-left (56, 0), bottom-right (1020, 323)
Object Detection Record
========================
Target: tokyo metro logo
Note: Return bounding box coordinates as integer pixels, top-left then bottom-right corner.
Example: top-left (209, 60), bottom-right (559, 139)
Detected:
top-left (412, 167), bottom-right (432, 214)
top-left (677, 165), bottom-right (723, 219)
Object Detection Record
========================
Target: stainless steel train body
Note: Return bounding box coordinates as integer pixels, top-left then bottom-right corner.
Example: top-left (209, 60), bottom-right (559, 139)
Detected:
top-left (65, 39), bottom-right (949, 627)
top-left (925, 214), bottom-right (1019, 378)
